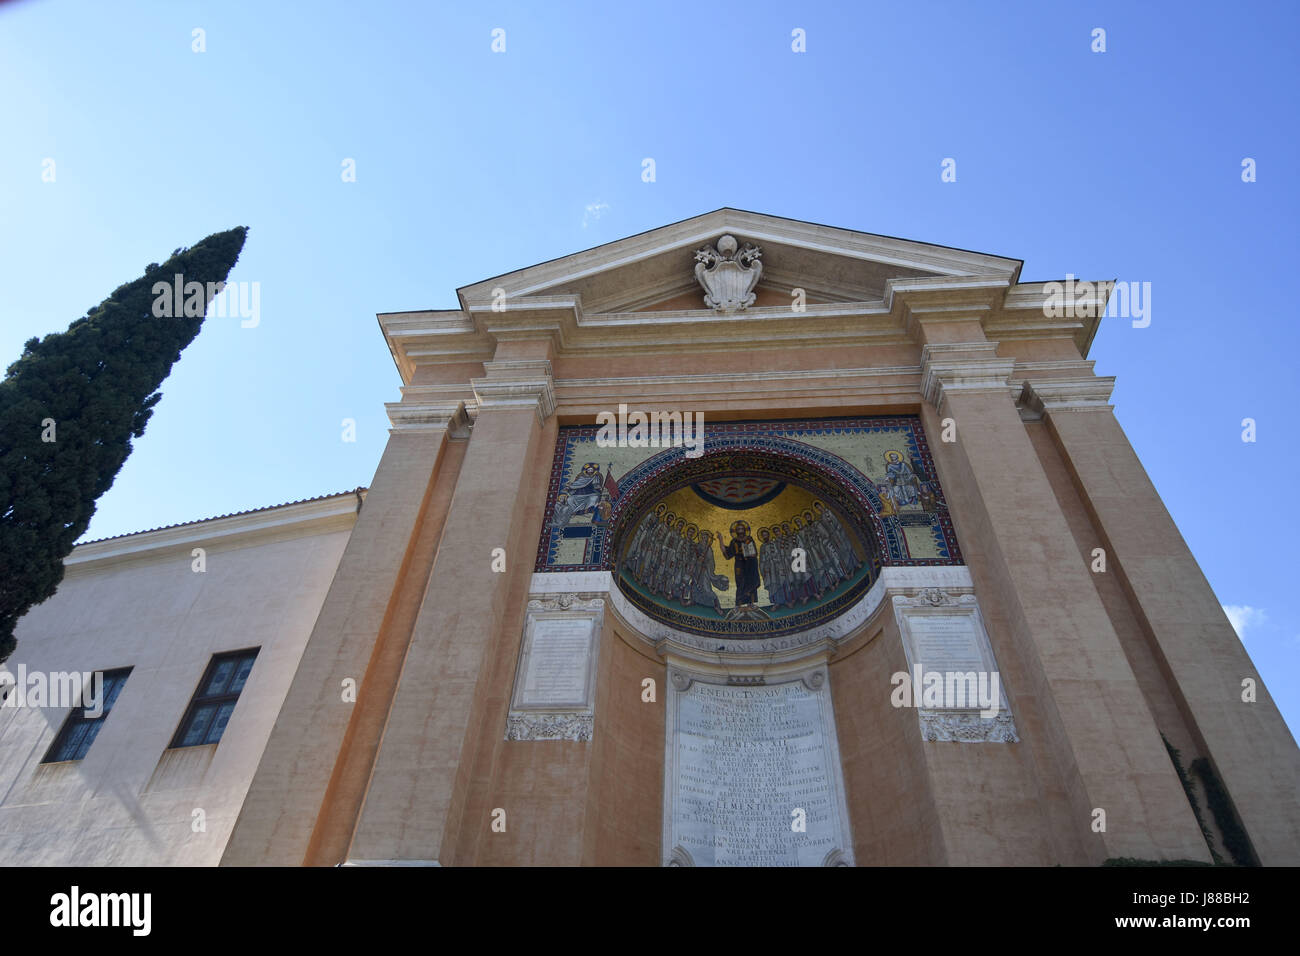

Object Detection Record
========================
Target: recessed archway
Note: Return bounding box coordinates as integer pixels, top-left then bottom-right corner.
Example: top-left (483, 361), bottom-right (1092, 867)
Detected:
top-left (609, 440), bottom-right (885, 639)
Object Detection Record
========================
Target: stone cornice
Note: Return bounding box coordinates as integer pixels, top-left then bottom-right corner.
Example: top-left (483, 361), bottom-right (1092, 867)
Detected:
top-left (892, 277), bottom-right (1011, 343)
top-left (993, 281), bottom-right (1108, 356)
top-left (471, 359), bottom-right (557, 422)
top-left (919, 342), bottom-right (1016, 410)
top-left (1018, 378), bottom-right (1116, 420)
top-left (378, 213), bottom-right (1112, 383)
top-left (380, 283), bottom-right (1106, 382)
top-left (456, 208), bottom-right (1022, 302)
top-left (384, 399), bottom-right (472, 437)
top-left (553, 365), bottom-right (924, 413)
top-left (378, 310), bottom-right (494, 384)
top-left (382, 346), bottom-right (1104, 425)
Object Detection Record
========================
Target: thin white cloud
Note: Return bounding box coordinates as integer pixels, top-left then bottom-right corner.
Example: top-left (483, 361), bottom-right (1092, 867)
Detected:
top-left (1223, 604), bottom-right (1267, 640)
top-left (582, 201), bottom-right (610, 228)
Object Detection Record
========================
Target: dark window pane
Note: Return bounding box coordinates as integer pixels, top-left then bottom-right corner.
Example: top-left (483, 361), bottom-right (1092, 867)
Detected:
top-left (82, 675), bottom-right (117, 714)
top-left (179, 703), bottom-right (217, 747)
top-left (203, 659), bottom-right (236, 696)
top-left (205, 701), bottom-right (237, 744)
top-left (171, 652), bottom-right (257, 749)
top-left (101, 673), bottom-right (128, 709)
top-left (228, 655), bottom-right (255, 694)
top-left (41, 667), bottom-right (132, 763)
top-left (51, 721), bottom-right (90, 762)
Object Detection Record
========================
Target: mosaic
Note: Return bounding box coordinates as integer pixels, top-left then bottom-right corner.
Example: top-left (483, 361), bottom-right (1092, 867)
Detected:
top-left (536, 416), bottom-right (963, 638)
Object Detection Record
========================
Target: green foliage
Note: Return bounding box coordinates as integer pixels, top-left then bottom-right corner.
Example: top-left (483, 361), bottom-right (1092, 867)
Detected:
top-left (1162, 734), bottom-right (1224, 865)
top-left (1190, 757), bottom-right (1258, 867)
top-left (0, 228), bottom-right (248, 661)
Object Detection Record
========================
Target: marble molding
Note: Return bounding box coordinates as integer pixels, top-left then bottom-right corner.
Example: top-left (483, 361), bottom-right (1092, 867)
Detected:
top-left (891, 587), bottom-right (1020, 743)
top-left (471, 359), bottom-right (557, 423)
top-left (528, 565), bottom-right (979, 664)
top-left (505, 712), bottom-right (594, 743)
top-left (1017, 378), bottom-right (1116, 420)
top-left (383, 399), bottom-right (472, 437)
top-left (503, 595), bottom-right (603, 742)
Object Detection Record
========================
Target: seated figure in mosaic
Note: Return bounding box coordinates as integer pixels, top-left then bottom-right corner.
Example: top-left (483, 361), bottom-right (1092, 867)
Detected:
top-left (550, 462), bottom-right (604, 529)
top-left (884, 450), bottom-right (922, 510)
top-left (919, 482), bottom-right (939, 512)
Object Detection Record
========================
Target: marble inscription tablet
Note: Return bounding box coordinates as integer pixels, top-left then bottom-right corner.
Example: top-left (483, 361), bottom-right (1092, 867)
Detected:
top-left (891, 591), bottom-right (1019, 743)
top-left (664, 673), bottom-right (854, 866)
top-left (517, 618), bottom-right (592, 709)
top-left (506, 597), bottom-right (602, 742)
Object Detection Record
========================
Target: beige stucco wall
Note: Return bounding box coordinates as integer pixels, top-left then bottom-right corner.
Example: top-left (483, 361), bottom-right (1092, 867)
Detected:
top-left (0, 500), bottom-right (355, 865)
top-left (223, 213), bottom-right (1300, 866)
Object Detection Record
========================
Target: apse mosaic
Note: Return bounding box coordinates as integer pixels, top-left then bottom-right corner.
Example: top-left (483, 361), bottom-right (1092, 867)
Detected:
top-left (535, 416), bottom-right (963, 638)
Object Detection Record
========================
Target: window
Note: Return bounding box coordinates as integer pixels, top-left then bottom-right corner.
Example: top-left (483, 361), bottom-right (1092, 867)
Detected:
top-left (171, 649), bottom-right (259, 748)
top-left (42, 668), bottom-right (132, 763)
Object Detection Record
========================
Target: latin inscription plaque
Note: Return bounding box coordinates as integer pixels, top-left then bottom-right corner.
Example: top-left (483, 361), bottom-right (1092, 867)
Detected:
top-left (891, 591), bottom-right (1019, 742)
top-left (907, 615), bottom-right (986, 674)
top-left (506, 597), bottom-right (602, 742)
top-left (517, 618), bottom-right (592, 709)
top-left (665, 675), bottom-right (853, 866)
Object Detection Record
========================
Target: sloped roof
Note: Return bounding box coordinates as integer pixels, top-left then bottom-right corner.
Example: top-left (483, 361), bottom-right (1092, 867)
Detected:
top-left (75, 488), bottom-right (367, 546)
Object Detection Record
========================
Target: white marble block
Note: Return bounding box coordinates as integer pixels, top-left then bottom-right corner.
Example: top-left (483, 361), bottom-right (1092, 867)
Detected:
top-left (506, 595), bottom-right (602, 742)
top-left (663, 668), bottom-right (855, 867)
top-left (891, 589), bottom-right (1018, 743)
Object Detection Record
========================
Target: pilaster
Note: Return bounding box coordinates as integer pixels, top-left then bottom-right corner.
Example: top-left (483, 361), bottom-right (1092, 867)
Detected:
top-left (221, 401), bottom-right (469, 865)
top-left (919, 343), bottom-right (1211, 864)
top-left (1026, 379), bottom-right (1300, 865)
top-left (346, 355), bottom-right (559, 865)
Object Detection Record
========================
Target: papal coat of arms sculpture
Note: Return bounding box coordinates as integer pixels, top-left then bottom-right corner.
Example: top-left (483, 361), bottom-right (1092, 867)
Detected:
top-left (694, 234), bottom-right (762, 312)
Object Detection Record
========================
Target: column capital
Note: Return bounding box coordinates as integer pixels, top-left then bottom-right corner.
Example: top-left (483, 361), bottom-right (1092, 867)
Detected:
top-left (919, 342), bottom-right (1016, 410)
top-left (385, 399), bottom-right (472, 437)
top-left (471, 359), bottom-right (557, 422)
top-left (1018, 378), bottom-right (1116, 421)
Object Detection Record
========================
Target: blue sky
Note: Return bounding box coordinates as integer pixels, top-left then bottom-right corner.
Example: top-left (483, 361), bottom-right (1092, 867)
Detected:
top-left (2, 1), bottom-right (1296, 734)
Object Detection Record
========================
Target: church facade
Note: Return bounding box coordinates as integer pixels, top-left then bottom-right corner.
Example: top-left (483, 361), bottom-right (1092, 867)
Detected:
top-left (4, 209), bottom-right (1297, 866)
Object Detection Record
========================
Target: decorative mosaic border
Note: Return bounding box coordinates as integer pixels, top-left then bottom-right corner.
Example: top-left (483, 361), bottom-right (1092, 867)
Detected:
top-left (535, 415), bottom-right (962, 574)
top-left (618, 562), bottom-right (877, 638)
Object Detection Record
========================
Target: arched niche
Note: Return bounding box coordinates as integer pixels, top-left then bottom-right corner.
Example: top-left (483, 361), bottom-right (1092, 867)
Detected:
top-left (608, 439), bottom-right (886, 640)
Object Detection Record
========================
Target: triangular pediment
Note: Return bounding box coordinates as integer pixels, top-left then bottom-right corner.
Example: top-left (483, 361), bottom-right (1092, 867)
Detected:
top-left (456, 208), bottom-right (1022, 314)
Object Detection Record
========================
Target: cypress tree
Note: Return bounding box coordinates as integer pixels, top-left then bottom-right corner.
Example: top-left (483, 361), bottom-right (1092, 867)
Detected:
top-left (0, 227), bottom-right (248, 662)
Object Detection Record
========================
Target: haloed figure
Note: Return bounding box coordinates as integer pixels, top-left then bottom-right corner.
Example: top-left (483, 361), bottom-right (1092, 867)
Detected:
top-left (778, 520), bottom-right (804, 605)
top-left (678, 524), bottom-right (699, 604)
top-left (757, 526), bottom-right (783, 608)
top-left (717, 519), bottom-right (761, 607)
top-left (689, 530), bottom-right (728, 613)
